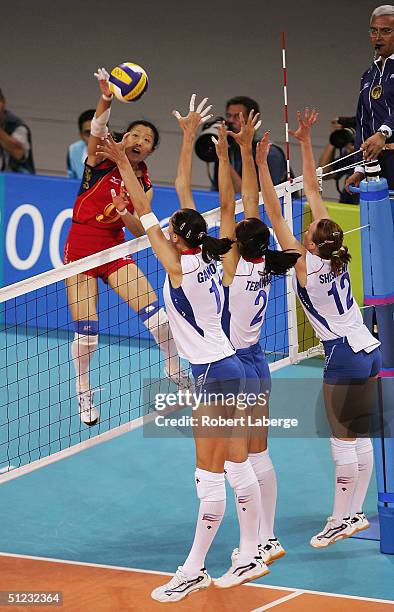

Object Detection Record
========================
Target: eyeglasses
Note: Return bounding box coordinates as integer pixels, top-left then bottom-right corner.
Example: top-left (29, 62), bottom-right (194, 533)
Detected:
top-left (369, 27), bottom-right (394, 37)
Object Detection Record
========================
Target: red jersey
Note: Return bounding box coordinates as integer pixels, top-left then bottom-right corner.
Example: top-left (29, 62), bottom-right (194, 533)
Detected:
top-left (72, 158), bottom-right (152, 231)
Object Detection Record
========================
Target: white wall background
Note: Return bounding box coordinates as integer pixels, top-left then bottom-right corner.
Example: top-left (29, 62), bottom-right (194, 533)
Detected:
top-left (0, 0), bottom-right (380, 198)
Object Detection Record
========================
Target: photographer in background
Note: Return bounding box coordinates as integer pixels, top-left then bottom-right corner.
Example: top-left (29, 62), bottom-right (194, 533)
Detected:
top-left (346, 5), bottom-right (394, 192)
top-left (67, 109), bottom-right (95, 179)
top-left (195, 96), bottom-right (287, 192)
top-left (319, 117), bottom-right (359, 204)
top-left (0, 87), bottom-right (35, 174)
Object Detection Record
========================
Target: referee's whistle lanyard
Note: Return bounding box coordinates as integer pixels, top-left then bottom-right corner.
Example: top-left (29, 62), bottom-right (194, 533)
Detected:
top-left (370, 58), bottom-right (386, 101)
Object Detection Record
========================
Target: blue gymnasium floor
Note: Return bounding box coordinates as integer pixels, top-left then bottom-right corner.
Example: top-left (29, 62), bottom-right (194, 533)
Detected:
top-left (0, 355), bottom-right (394, 603)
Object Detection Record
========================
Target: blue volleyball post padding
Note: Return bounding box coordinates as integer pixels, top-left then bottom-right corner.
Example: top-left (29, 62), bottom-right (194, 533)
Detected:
top-left (352, 174), bottom-right (394, 554)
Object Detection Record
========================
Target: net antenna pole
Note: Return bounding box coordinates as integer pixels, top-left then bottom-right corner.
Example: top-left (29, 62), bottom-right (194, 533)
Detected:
top-left (282, 31), bottom-right (291, 182)
top-left (281, 31), bottom-right (300, 364)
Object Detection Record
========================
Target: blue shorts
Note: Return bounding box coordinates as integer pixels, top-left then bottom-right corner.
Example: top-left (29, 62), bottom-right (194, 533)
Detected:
top-left (236, 343), bottom-right (271, 395)
top-left (191, 355), bottom-right (246, 398)
top-left (323, 337), bottom-right (382, 383)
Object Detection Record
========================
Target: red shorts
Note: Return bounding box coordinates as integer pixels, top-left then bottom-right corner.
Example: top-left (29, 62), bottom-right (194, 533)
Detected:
top-left (64, 223), bottom-right (136, 282)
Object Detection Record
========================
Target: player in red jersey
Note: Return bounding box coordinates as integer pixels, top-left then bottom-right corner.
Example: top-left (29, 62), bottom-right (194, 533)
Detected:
top-left (65, 68), bottom-right (187, 426)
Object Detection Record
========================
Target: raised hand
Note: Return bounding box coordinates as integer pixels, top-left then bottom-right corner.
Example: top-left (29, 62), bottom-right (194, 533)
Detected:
top-left (94, 67), bottom-right (112, 99)
top-left (227, 110), bottom-right (262, 148)
top-left (255, 132), bottom-right (271, 166)
top-left (172, 94), bottom-right (213, 134)
top-left (111, 181), bottom-right (129, 213)
top-left (96, 133), bottom-right (128, 164)
top-left (289, 108), bottom-right (318, 143)
top-left (211, 122), bottom-right (229, 160)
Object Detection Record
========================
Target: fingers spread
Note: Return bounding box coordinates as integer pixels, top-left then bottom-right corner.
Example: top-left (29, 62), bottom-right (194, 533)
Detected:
top-left (196, 97), bottom-right (208, 113)
top-left (189, 93), bottom-right (196, 112)
top-left (200, 104), bottom-right (213, 117)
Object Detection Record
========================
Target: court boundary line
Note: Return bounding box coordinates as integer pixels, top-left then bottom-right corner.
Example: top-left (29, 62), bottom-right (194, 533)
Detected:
top-left (0, 551), bottom-right (393, 605)
top-left (250, 590), bottom-right (304, 611)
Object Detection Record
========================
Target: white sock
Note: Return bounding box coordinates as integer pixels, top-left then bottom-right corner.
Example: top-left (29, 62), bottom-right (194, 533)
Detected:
top-left (182, 469), bottom-right (226, 577)
top-left (350, 438), bottom-right (374, 516)
top-left (143, 307), bottom-right (181, 375)
top-left (249, 450), bottom-right (277, 543)
top-left (225, 460), bottom-right (260, 563)
top-left (71, 333), bottom-right (98, 393)
top-left (331, 438), bottom-right (358, 523)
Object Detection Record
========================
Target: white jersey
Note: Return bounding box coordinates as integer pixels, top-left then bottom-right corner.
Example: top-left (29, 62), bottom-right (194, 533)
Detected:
top-left (293, 251), bottom-right (380, 351)
top-left (223, 256), bottom-right (271, 349)
top-left (163, 250), bottom-right (235, 364)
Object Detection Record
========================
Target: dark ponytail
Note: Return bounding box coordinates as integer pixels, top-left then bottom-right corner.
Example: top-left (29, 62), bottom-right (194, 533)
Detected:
top-left (171, 208), bottom-right (233, 264)
top-left (236, 218), bottom-right (300, 278)
top-left (264, 249), bottom-right (301, 276)
top-left (313, 219), bottom-right (351, 276)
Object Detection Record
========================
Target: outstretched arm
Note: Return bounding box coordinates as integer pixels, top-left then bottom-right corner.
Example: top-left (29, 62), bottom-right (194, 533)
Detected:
top-left (97, 135), bottom-right (182, 282)
top-left (172, 94), bottom-right (213, 210)
top-left (289, 109), bottom-right (329, 221)
top-left (212, 123), bottom-right (239, 284)
top-left (87, 68), bottom-right (114, 167)
top-left (256, 134), bottom-right (306, 283)
top-left (227, 110), bottom-right (261, 219)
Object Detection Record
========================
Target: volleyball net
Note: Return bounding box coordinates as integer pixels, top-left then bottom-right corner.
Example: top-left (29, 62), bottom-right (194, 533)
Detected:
top-left (0, 177), bottom-right (317, 483)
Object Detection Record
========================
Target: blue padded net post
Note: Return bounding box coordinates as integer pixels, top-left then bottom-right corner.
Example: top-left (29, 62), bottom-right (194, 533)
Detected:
top-left (358, 166), bottom-right (394, 554)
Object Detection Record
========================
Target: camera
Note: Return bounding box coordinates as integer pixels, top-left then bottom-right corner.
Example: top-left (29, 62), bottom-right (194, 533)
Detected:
top-left (329, 116), bottom-right (357, 149)
top-left (194, 117), bottom-right (226, 162)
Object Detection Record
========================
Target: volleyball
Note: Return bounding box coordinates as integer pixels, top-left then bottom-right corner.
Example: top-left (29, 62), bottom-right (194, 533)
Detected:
top-left (108, 62), bottom-right (149, 103)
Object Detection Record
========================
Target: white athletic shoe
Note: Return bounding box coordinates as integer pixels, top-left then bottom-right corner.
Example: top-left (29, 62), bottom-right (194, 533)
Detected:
top-left (348, 512), bottom-right (370, 534)
top-left (215, 551), bottom-right (269, 588)
top-left (78, 389), bottom-right (100, 426)
top-left (310, 516), bottom-right (352, 548)
top-left (151, 567), bottom-right (211, 602)
top-left (259, 538), bottom-right (286, 565)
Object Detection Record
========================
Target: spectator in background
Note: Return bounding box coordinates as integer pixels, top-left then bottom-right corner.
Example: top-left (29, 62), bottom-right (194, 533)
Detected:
top-left (319, 116), bottom-right (359, 204)
top-left (210, 96), bottom-right (287, 192)
top-left (0, 87), bottom-right (35, 174)
top-left (346, 5), bottom-right (394, 191)
top-left (67, 109), bottom-right (95, 179)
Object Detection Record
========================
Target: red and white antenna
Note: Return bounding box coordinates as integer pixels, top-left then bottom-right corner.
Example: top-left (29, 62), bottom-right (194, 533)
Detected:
top-left (282, 32), bottom-right (291, 181)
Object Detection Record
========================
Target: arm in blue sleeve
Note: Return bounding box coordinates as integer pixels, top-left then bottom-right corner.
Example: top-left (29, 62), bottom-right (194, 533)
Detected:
top-left (66, 149), bottom-right (74, 179)
top-left (267, 145), bottom-right (287, 185)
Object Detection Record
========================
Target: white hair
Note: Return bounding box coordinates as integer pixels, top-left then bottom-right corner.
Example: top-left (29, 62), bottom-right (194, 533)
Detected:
top-left (371, 5), bottom-right (394, 23)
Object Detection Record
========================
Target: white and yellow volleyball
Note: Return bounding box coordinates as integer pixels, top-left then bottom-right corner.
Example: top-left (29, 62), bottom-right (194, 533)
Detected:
top-left (108, 62), bottom-right (149, 103)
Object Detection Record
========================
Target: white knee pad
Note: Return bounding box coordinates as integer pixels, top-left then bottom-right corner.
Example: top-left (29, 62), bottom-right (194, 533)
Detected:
top-left (143, 307), bottom-right (168, 331)
top-left (330, 437), bottom-right (358, 466)
top-left (224, 460), bottom-right (258, 490)
top-left (356, 437), bottom-right (373, 454)
top-left (72, 332), bottom-right (98, 353)
top-left (248, 450), bottom-right (274, 482)
top-left (195, 468), bottom-right (226, 502)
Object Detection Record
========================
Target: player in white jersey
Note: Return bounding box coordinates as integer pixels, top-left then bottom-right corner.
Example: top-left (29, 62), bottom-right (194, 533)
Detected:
top-left (212, 115), bottom-right (299, 577)
top-left (98, 95), bottom-right (269, 602)
top-left (256, 108), bottom-right (382, 550)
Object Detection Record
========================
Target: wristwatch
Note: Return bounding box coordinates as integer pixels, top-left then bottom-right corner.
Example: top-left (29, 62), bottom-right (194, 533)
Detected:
top-left (378, 127), bottom-right (391, 139)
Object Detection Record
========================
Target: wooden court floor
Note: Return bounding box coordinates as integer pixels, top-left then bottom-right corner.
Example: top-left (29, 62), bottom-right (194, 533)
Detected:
top-left (0, 554), bottom-right (393, 611)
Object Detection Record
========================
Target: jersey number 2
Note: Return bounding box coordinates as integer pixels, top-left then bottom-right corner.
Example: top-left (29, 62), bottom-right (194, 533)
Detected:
top-left (250, 289), bottom-right (267, 326)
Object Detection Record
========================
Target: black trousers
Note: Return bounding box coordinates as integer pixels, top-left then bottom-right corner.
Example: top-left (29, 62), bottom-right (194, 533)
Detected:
top-left (379, 149), bottom-right (394, 189)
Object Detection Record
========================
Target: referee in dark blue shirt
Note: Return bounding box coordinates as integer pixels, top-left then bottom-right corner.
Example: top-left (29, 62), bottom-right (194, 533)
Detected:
top-left (347, 5), bottom-right (394, 190)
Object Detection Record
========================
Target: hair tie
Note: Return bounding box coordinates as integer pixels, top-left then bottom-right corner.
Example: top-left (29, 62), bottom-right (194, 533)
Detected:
top-left (331, 247), bottom-right (345, 258)
top-left (197, 231), bottom-right (207, 241)
top-left (317, 239), bottom-right (335, 248)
